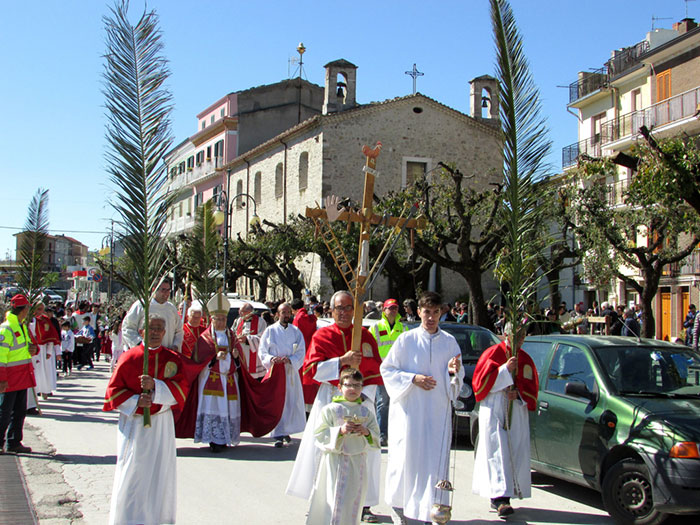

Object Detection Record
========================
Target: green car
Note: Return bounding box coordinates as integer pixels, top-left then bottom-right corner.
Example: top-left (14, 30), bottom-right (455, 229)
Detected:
top-left (521, 335), bottom-right (700, 525)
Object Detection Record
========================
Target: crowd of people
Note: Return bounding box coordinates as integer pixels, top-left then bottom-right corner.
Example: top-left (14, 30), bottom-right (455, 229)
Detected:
top-left (1, 282), bottom-right (563, 524)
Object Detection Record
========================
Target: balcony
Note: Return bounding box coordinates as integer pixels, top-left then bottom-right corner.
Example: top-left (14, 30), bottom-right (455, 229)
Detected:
top-left (606, 39), bottom-right (650, 79)
top-left (607, 178), bottom-right (630, 206)
top-left (568, 68), bottom-right (608, 104)
top-left (601, 86), bottom-right (700, 145)
top-left (168, 156), bottom-right (225, 190)
top-left (562, 137), bottom-right (603, 169)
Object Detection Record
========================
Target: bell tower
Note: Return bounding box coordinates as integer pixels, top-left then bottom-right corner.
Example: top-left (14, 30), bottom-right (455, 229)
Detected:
top-left (470, 75), bottom-right (499, 122)
top-left (323, 59), bottom-right (358, 114)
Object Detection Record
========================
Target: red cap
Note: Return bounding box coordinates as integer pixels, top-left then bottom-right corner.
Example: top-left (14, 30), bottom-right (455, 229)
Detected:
top-left (10, 294), bottom-right (30, 308)
top-left (383, 299), bottom-right (399, 309)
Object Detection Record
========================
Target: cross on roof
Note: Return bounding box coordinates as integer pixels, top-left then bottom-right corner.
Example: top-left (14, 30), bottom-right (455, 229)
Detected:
top-left (405, 63), bottom-right (424, 95)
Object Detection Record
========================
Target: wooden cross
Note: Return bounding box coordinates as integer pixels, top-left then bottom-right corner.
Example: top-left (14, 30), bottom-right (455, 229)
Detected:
top-left (306, 141), bottom-right (426, 353)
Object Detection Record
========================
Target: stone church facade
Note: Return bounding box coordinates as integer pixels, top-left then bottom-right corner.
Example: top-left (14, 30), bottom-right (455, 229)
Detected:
top-left (222, 59), bottom-right (503, 302)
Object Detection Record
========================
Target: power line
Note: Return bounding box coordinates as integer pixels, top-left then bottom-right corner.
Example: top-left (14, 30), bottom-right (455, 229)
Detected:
top-left (0, 225), bottom-right (107, 234)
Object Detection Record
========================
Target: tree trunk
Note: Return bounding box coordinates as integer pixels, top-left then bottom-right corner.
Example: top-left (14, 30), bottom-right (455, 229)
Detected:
top-left (462, 268), bottom-right (494, 330)
top-left (640, 267), bottom-right (659, 339)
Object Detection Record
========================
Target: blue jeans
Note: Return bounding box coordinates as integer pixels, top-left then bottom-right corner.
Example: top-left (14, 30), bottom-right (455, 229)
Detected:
top-left (375, 384), bottom-right (389, 438)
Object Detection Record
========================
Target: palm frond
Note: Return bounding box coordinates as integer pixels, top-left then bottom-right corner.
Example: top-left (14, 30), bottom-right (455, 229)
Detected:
top-left (186, 200), bottom-right (222, 315)
top-left (491, 0), bottom-right (552, 345)
top-left (16, 188), bottom-right (50, 309)
top-left (103, 0), bottom-right (174, 426)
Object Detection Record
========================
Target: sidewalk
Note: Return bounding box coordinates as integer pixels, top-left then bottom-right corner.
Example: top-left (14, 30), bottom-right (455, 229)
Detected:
top-left (0, 452), bottom-right (37, 525)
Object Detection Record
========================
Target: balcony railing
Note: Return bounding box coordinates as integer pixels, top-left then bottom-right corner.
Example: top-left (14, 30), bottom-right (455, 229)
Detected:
top-left (568, 67), bottom-right (608, 104)
top-left (606, 40), bottom-right (650, 78)
top-left (607, 179), bottom-right (630, 206)
top-left (562, 137), bottom-right (603, 169)
top-left (601, 86), bottom-right (700, 145)
top-left (168, 156), bottom-right (226, 190)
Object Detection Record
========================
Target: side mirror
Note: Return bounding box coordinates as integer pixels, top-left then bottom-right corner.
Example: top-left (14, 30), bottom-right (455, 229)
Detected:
top-left (565, 381), bottom-right (597, 403)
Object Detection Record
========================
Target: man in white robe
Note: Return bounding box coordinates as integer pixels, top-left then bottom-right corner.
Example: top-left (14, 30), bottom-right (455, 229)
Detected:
top-left (103, 315), bottom-right (189, 525)
top-left (381, 291), bottom-right (464, 525)
top-left (258, 302), bottom-right (306, 447)
top-left (122, 278), bottom-right (184, 353)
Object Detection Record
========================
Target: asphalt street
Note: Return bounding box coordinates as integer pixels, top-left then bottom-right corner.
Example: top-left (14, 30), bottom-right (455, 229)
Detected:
top-left (12, 360), bottom-right (642, 524)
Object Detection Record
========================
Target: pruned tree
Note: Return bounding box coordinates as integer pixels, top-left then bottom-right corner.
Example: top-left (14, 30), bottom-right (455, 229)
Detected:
top-left (563, 158), bottom-right (700, 338)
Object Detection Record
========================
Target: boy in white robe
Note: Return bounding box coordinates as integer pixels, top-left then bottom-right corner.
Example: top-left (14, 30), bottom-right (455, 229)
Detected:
top-left (307, 368), bottom-right (380, 525)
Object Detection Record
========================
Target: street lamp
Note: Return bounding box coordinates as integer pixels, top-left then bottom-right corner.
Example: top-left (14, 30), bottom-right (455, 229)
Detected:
top-left (212, 191), bottom-right (260, 293)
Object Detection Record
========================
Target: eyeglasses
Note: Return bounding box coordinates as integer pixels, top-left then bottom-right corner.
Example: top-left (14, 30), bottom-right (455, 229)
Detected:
top-left (342, 382), bottom-right (363, 388)
top-left (334, 305), bottom-right (354, 312)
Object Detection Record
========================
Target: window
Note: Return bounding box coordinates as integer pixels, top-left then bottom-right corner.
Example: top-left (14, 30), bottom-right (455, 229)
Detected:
top-left (210, 115), bottom-right (215, 124)
top-left (214, 140), bottom-right (224, 165)
top-left (656, 69), bottom-right (671, 102)
top-left (212, 184), bottom-right (222, 203)
top-left (545, 344), bottom-right (596, 396)
top-left (631, 88), bottom-right (642, 112)
top-left (201, 121), bottom-right (206, 130)
top-left (254, 171), bottom-right (262, 204)
top-left (275, 163), bottom-right (284, 198)
top-left (206, 146), bottom-right (212, 160)
top-left (194, 192), bottom-right (203, 209)
top-left (405, 161), bottom-right (426, 188)
top-left (178, 202), bottom-right (183, 218)
top-left (186, 156), bottom-right (194, 170)
top-left (591, 113), bottom-right (605, 144)
top-left (298, 152), bottom-right (309, 191)
top-left (178, 161), bottom-right (185, 174)
top-left (196, 151), bottom-right (204, 165)
top-left (236, 180), bottom-right (244, 209)
top-left (220, 108), bottom-right (225, 118)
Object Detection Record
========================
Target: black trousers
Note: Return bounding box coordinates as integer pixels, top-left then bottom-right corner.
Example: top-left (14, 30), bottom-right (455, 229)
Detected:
top-left (0, 388), bottom-right (28, 448)
top-left (62, 351), bottom-right (72, 373)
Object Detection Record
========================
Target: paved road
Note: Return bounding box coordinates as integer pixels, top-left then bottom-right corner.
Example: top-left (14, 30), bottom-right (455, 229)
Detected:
top-left (11, 360), bottom-right (668, 524)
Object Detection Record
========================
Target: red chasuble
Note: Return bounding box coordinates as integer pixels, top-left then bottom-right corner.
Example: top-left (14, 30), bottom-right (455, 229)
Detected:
top-left (234, 314), bottom-right (261, 375)
top-left (103, 344), bottom-right (189, 415)
top-left (182, 322), bottom-right (206, 359)
top-left (174, 326), bottom-right (286, 438)
top-left (472, 341), bottom-right (539, 411)
top-left (301, 324), bottom-right (383, 397)
top-left (33, 314), bottom-right (61, 345)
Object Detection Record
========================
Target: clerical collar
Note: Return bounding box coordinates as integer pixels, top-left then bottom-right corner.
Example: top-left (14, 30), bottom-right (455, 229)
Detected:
top-left (332, 395), bottom-right (362, 404)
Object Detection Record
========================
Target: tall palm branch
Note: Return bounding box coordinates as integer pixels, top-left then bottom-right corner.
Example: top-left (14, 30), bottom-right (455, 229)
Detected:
top-left (16, 188), bottom-right (51, 313)
top-left (103, 0), bottom-right (175, 427)
top-left (184, 199), bottom-right (222, 317)
top-left (491, 0), bottom-right (551, 381)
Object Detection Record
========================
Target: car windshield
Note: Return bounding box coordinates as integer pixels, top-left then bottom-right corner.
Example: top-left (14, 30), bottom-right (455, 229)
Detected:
top-left (594, 345), bottom-right (700, 396)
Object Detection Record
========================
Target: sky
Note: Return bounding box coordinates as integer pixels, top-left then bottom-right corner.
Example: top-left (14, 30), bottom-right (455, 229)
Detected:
top-left (1, 0), bottom-right (696, 260)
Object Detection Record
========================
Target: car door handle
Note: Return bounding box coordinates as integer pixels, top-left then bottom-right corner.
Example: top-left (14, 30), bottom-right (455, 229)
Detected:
top-left (539, 401), bottom-right (549, 410)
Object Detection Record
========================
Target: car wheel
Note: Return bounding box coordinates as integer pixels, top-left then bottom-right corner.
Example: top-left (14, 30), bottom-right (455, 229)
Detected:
top-left (601, 459), bottom-right (666, 525)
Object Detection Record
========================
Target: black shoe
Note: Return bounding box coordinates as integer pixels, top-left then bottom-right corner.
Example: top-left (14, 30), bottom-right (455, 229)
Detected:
top-left (497, 503), bottom-right (514, 517)
top-left (88, 365), bottom-right (94, 370)
top-left (7, 444), bottom-right (32, 454)
top-left (380, 435), bottom-right (388, 447)
top-left (274, 439), bottom-right (284, 448)
top-left (361, 507), bottom-right (378, 523)
top-left (283, 435), bottom-right (292, 443)
top-left (26, 408), bottom-right (39, 415)
top-left (491, 497), bottom-right (510, 510)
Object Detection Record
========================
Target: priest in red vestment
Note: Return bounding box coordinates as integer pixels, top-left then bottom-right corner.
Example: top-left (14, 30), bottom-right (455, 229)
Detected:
top-left (471, 326), bottom-right (538, 517)
top-left (291, 298), bottom-right (318, 406)
top-left (288, 290), bottom-right (383, 522)
top-left (181, 304), bottom-right (207, 359)
top-left (103, 314), bottom-right (189, 525)
top-left (29, 303), bottom-right (61, 398)
top-left (174, 293), bottom-right (285, 447)
top-left (232, 302), bottom-right (267, 379)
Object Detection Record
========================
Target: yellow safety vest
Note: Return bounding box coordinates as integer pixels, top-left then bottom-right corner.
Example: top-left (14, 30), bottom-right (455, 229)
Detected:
top-left (0, 311), bottom-right (34, 391)
top-left (371, 314), bottom-right (405, 359)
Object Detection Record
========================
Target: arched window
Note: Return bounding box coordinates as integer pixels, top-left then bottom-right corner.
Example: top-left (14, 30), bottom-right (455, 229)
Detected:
top-left (298, 152), bottom-right (309, 191)
top-left (275, 163), bottom-right (284, 199)
top-left (254, 171), bottom-right (262, 205)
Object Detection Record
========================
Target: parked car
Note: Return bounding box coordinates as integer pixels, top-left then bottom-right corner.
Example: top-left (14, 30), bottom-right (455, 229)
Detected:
top-left (3, 286), bottom-right (21, 301)
top-left (41, 289), bottom-right (64, 304)
top-left (191, 295), bottom-right (270, 327)
top-left (509, 334), bottom-right (700, 525)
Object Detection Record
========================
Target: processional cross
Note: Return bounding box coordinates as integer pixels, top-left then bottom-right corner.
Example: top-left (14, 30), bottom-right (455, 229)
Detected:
top-left (306, 142), bottom-right (426, 354)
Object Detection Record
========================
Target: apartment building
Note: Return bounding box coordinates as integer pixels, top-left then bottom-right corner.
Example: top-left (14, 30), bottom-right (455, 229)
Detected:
top-left (563, 18), bottom-right (700, 339)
